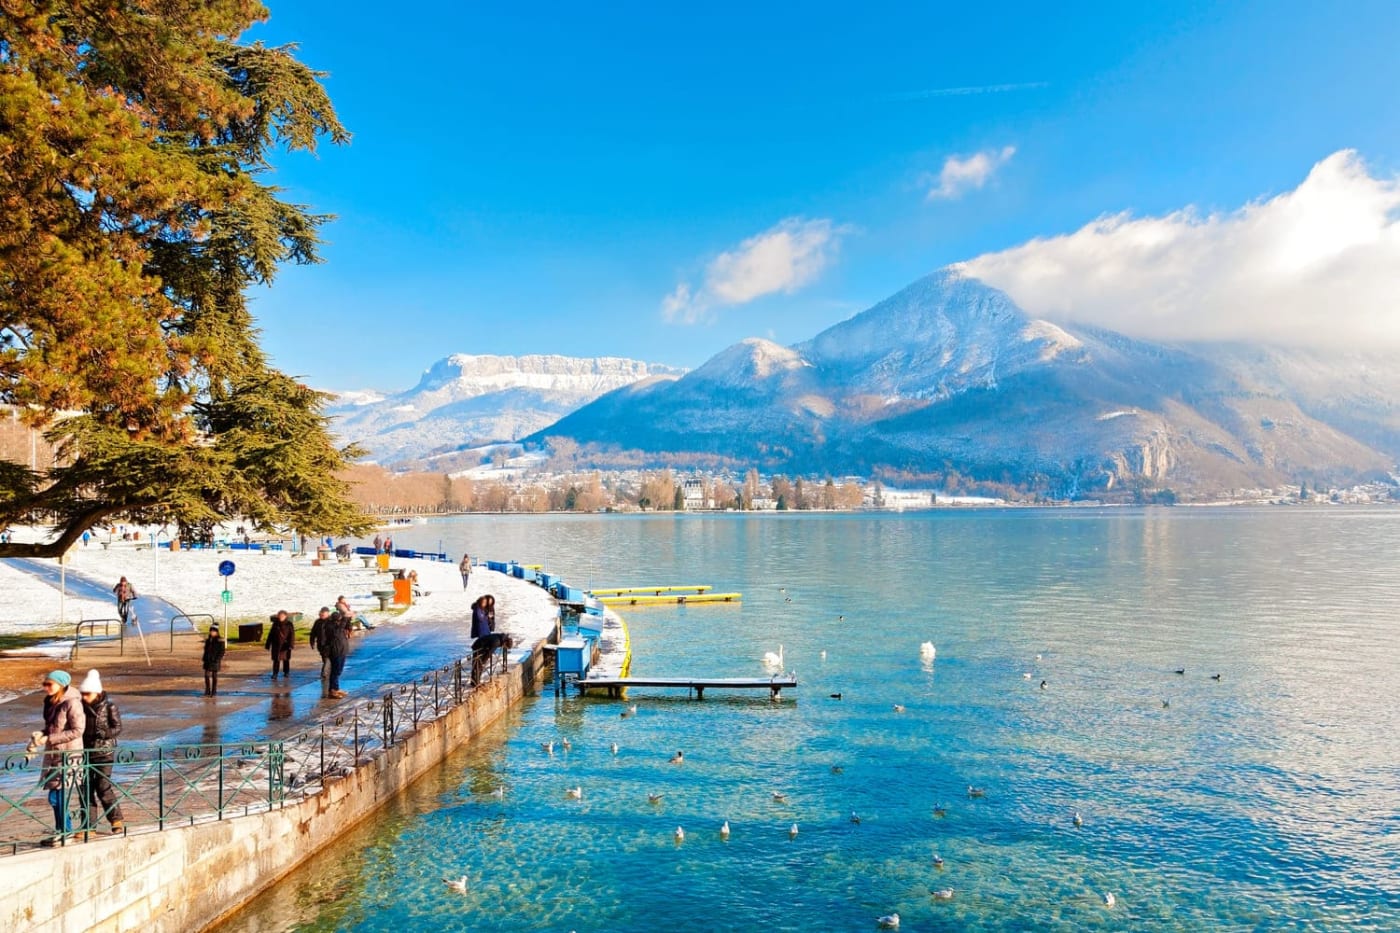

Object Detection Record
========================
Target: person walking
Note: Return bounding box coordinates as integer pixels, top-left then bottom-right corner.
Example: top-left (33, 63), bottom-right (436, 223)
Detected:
top-left (308, 607), bottom-right (333, 697)
top-left (77, 670), bottom-right (125, 834)
top-left (33, 670), bottom-right (85, 846)
top-left (323, 610), bottom-right (351, 699)
top-left (201, 624), bottom-right (226, 696)
top-left (459, 553), bottom-right (471, 589)
top-left (112, 576), bottom-right (137, 625)
top-left (264, 610), bottom-right (295, 679)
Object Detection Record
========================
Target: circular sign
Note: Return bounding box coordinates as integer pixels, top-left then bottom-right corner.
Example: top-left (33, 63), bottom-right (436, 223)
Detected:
top-left (221, 589), bottom-right (232, 604)
top-left (218, 560), bottom-right (236, 577)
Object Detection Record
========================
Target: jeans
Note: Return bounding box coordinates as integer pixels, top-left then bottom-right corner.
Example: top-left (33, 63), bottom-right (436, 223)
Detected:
top-left (328, 654), bottom-right (347, 691)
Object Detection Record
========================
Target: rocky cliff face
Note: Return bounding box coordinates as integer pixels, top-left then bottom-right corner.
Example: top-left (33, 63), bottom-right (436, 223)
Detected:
top-left (327, 354), bottom-right (683, 465)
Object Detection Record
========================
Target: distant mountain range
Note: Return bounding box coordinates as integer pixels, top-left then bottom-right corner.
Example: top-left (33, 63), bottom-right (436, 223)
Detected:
top-left (325, 354), bottom-right (684, 467)
top-left (527, 271), bottom-right (1400, 497)
top-left (328, 272), bottom-right (1400, 498)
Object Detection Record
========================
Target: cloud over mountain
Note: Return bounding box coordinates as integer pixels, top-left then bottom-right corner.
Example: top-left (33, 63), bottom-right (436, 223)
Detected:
top-left (662, 217), bottom-right (844, 324)
top-left (955, 149), bottom-right (1400, 350)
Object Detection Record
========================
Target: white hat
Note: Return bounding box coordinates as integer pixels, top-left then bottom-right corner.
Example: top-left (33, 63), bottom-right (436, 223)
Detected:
top-left (78, 669), bottom-right (103, 694)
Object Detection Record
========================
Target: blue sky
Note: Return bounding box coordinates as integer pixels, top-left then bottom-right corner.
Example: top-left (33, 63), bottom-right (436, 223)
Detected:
top-left (246, 1), bottom-right (1400, 391)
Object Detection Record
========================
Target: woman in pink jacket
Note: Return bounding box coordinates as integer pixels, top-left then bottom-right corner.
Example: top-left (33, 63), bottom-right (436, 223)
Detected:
top-left (34, 670), bottom-right (85, 846)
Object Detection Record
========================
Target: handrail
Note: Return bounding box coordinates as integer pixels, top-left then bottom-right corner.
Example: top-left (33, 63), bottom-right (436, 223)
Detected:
top-left (168, 613), bottom-right (215, 651)
top-left (71, 618), bottom-right (123, 660)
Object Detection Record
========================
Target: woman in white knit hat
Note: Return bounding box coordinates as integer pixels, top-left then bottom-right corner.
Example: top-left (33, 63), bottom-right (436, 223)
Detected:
top-left (78, 669), bottom-right (125, 834)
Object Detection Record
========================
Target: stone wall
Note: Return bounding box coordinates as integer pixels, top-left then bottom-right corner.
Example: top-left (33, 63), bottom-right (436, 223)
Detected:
top-left (0, 646), bottom-right (545, 933)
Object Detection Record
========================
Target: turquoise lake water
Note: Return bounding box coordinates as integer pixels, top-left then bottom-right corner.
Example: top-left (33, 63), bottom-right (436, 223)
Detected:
top-left (231, 509), bottom-right (1400, 932)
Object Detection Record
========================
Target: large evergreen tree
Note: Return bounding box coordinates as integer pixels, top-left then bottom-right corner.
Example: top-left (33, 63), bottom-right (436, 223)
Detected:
top-left (0, 0), bottom-right (370, 556)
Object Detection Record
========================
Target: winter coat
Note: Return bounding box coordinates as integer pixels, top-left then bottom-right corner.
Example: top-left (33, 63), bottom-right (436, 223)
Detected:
top-left (470, 600), bottom-right (494, 640)
top-left (322, 615), bottom-right (351, 660)
top-left (202, 634), bottom-right (226, 672)
top-left (308, 615), bottom-right (331, 657)
top-left (41, 688), bottom-right (85, 777)
top-left (81, 693), bottom-right (123, 758)
top-left (265, 618), bottom-right (295, 657)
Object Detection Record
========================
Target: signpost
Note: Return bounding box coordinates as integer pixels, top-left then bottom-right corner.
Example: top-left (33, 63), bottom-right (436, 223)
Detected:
top-left (219, 560), bottom-right (235, 628)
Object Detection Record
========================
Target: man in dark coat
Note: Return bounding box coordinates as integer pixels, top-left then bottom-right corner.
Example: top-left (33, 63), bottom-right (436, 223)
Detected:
top-left (264, 610), bottom-right (295, 679)
top-left (308, 607), bottom-right (333, 697)
top-left (324, 611), bottom-right (351, 699)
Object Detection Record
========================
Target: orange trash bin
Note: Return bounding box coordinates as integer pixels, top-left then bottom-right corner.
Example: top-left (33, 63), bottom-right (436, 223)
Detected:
top-left (392, 577), bottom-right (412, 606)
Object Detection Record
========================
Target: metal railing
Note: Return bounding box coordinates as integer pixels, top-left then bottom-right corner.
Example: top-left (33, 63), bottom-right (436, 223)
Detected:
top-left (71, 613), bottom-right (212, 659)
top-left (3, 648), bottom-right (515, 856)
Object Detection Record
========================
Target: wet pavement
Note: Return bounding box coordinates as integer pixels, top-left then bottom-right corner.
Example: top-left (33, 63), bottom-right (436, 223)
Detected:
top-left (0, 564), bottom-right (557, 752)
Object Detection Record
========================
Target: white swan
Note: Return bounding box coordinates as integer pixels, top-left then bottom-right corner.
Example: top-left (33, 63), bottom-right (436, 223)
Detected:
top-left (443, 876), bottom-right (467, 893)
top-left (719, 820), bottom-right (730, 838)
top-left (566, 786), bottom-right (582, 799)
top-left (920, 641), bottom-right (936, 660)
top-left (762, 644), bottom-right (785, 669)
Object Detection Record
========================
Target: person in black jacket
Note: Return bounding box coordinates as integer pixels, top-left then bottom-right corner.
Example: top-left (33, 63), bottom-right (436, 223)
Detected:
top-left (202, 624), bottom-right (226, 696)
top-left (323, 611), bottom-right (351, 699)
top-left (265, 610), bottom-right (295, 678)
top-left (77, 669), bottom-right (125, 834)
top-left (308, 607), bottom-right (333, 697)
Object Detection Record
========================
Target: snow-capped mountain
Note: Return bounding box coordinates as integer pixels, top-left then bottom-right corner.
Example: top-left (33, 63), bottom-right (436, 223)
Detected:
top-left (327, 354), bottom-right (684, 465)
top-left (528, 271), bottom-right (1400, 497)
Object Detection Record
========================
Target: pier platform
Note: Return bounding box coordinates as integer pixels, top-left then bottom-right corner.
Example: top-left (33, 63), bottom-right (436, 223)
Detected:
top-left (596, 591), bottom-right (741, 606)
top-left (589, 585), bottom-right (712, 596)
top-left (574, 674), bottom-right (796, 700)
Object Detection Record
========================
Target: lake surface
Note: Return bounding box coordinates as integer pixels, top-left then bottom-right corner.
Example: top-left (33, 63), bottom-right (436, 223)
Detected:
top-left (231, 509), bottom-right (1400, 932)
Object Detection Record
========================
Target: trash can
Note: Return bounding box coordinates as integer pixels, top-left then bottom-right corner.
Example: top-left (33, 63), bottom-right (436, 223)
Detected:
top-left (376, 552), bottom-right (390, 572)
top-left (238, 623), bottom-right (264, 643)
top-left (392, 577), bottom-right (412, 606)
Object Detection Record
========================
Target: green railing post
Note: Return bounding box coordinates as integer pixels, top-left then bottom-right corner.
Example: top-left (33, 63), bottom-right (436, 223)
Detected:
top-left (157, 747), bottom-right (165, 830)
top-left (217, 744), bottom-right (225, 819)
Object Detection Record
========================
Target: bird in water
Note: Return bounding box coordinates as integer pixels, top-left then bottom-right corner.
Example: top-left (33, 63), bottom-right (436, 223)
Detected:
top-left (876, 912), bottom-right (900, 928)
top-left (932, 853), bottom-right (945, 868)
top-left (541, 740), bottom-right (554, 755)
top-left (610, 742), bottom-right (619, 755)
top-left (920, 641), bottom-right (936, 660)
top-left (720, 820), bottom-right (730, 839)
top-left (561, 738), bottom-right (571, 752)
top-left (829, 692), bottom-right (842, 700)
top-left (1174, 668), bottom-right (1186, 675)
top-left (967, 786), bottom-right (985, 798)
top-left (647, 792), bottom-right (664, 804)
top-left (837, 615), bottom-right (844, 622)
top-left (849, 810), bottom-right (861, 824)
top-left (1023, 672), bottom-right (1032, 679)
top-left (669, 750), bottom-right (684, 764)
top-left (1162, 698), bottom-right (1171, 708)
top-left (1211, 673), bottom-right (1222, 681)
top-left (789, 822), bottom-right (799, 838)
top-left (443, 876), bottom-right (467, 894)
top-left (763, 645), bottom-right (785, 668)
top-left (933, 803), bottom-right (947, 817)
top-left (892, 704), bottom-right (906, 713)
top-left (1040, 680), bottom-right (1048, 689)
top-left (1073, 811), bottom-right (1083, 828)
top-left (488, 786), bottom-right (505, 799)
top-left (1103, 892), bottom-right (1117, 908)
top-left (566, 786), bottom-right (582, 800)
top-left (772, 791), bottom-right (789, 802)
top-left (674, 826), bottom-right (685, 842)
top-left (620, 703), bottom-right (638, 719)
top-left (931, 888), bottom-right (955, 901)
top-left (831, 765), bottom-right (844, 774)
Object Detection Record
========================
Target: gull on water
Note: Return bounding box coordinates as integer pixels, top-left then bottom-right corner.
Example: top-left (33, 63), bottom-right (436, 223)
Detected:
top-left (1073, 810), bottom-right (1083, 827)
top-left (789, 822), bottom-right (799, 838)
top-left (674, 826), bottom-right (685, 842)
top-left (1103, 892), bottom-right (1117, 908)
top-left (931, 888), bottom-right (954, 901)
top-left (967, 786), bottom-right (985, 798)
top-left (647, 792), bottom-right (665, 804)
top-left (620, 703), bottom-right (638, 719)
top-left (933, 803), bottom-right (947, 817)
top-left (892, 704), bottom-right (905, 713)
top-left (772, 791), bottom-right (789, 802)
top-left (541, 741), bottom-right (554, 755)
top-left (610, 742), bottom-right (619, 755)
top-left (443, 876), bottom-right (467, 894)
top-left (566, 786), bottom-right (582, 800)
top-left (932, 853), bottom-right (944, 868)
top-left (720, 820), bottom-right (730, 838)
top-left (876, 912), bottom-right (900, 928)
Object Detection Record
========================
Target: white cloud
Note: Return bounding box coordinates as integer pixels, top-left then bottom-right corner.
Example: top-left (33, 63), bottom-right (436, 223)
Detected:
top-left (662, 218), bottom-right (843, 324)
top-left (926, 146), bottom-right (1016, 200)
top-left (955, 150), bottom-right (1400, 349)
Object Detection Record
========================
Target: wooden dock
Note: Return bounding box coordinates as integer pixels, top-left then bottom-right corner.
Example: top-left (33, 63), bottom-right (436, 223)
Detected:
top-left (596, 592), bottom-right (741, 606)
top-left (574, 674), bottom-right (796, 700)
top-left (589, 585), bottom-right (712, 596)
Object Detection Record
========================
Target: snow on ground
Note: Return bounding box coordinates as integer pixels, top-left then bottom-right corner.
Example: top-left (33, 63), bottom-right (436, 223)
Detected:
top-left (0, 531), bottom-right (562, 661)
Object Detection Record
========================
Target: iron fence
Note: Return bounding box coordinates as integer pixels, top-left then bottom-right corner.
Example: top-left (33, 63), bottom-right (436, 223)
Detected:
top-left (2, 649), bottom-right (510, 856)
